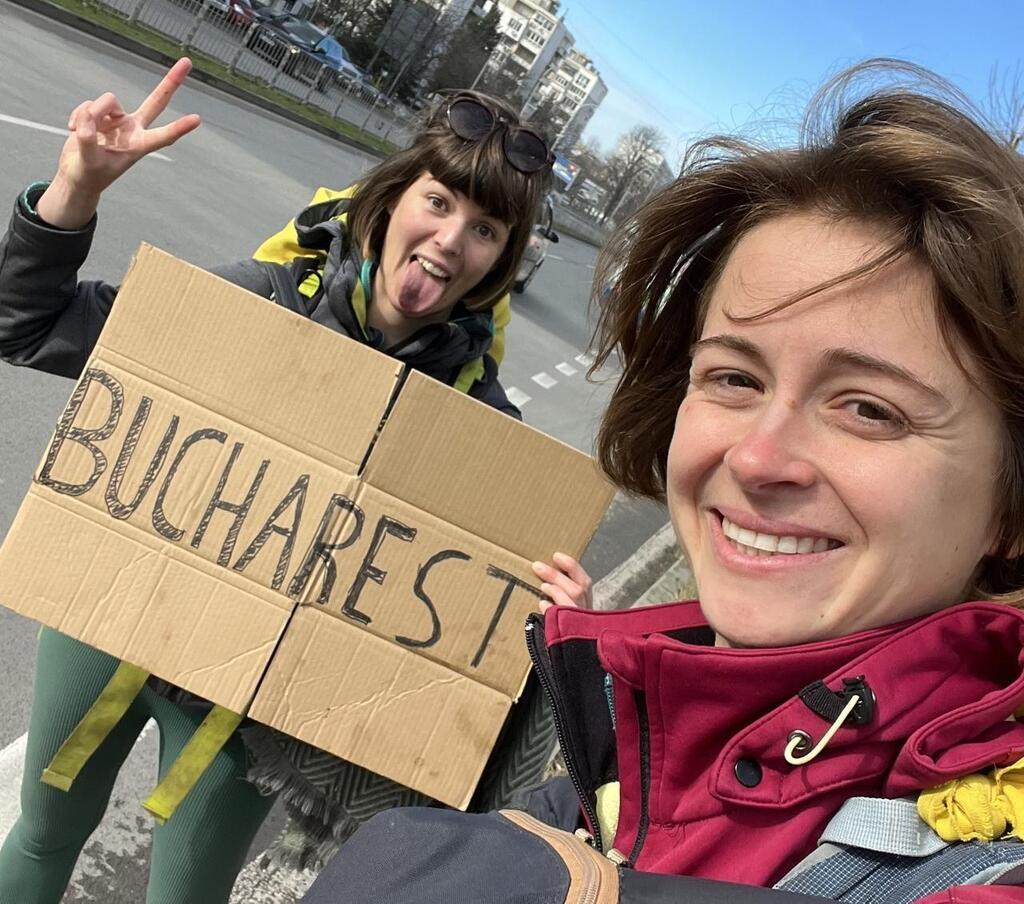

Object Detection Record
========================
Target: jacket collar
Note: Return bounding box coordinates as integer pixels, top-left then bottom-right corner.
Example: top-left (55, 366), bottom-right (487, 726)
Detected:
top-left (542, 601), bottom-right (1024, 882)
top-left (596, 602), bottom-right (1024, 810)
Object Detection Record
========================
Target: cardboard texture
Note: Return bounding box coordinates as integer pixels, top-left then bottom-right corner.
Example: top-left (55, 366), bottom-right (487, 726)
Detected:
top-left (0, 245), bottom-right (614, 807)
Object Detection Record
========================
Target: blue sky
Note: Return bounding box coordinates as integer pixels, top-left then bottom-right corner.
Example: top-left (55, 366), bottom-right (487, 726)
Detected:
top-left (564, 0), bottom-right (1023, 164)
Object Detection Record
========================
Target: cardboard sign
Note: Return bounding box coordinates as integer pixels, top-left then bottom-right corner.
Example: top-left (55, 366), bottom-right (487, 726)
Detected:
top-left (0, 246), bottom-right (614, 807)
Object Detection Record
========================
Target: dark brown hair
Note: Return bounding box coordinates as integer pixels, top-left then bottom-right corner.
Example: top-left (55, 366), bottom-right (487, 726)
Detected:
top-left (347, 91), bottom-right (551, 309)
top-left (591, 60), bottom-right (1024, 596)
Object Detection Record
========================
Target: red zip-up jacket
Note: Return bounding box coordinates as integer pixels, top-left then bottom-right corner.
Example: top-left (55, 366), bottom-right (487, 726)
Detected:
top-left (529, 601), bottom-right (1024, 902)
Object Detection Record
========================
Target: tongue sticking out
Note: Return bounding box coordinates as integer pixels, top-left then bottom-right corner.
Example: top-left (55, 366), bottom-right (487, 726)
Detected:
top-left (397, 258), bottom-right (447, 315)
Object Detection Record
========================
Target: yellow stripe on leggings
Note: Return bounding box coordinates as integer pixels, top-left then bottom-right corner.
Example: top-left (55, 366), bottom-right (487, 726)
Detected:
top-left (143, 705), bottom-right (243, 824)
top-left (41, 660), bottom-right (150, 792)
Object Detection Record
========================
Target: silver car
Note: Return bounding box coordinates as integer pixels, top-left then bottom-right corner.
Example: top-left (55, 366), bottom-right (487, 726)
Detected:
top-left (514, 199), bottom-right (559, 293)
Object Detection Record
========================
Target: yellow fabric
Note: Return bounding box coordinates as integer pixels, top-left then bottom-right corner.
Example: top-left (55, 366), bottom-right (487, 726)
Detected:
top-left (351, 270), bottom-right (368, 328)
top-left (595, 780), bottom-right (621, 852)
top-left (490, 293), bottom-right (509, 366)
top-left (251, 184), bottom-right (511, 371)
top-left (41, 660), bottom-right (149, 792)
top-left (453, 358), bottom-right (485, 394)
top-left (917, 756), bottom-right (1024, 842)
top-left (252, 185), bottom-right (358, 266)
top-left (142, 705), bottom-right (244, 824)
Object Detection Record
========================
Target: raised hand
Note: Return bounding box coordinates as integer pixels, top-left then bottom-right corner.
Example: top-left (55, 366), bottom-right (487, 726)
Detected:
top-left (532, 552), bottom-right (594, 612)
top-left (36, 58), bottom-right (201, 229)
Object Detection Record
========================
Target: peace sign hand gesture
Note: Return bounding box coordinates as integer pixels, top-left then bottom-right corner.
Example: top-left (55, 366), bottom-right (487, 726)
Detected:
top-left (36, 58), bottom-right (201, 230)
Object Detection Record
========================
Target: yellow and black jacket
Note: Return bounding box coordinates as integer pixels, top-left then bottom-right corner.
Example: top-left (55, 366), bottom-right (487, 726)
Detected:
top-left (253, 186), bottom-right (519, 417)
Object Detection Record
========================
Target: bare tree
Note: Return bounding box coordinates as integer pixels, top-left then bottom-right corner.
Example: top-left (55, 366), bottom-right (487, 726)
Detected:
top-left (477, 66), bottom-right (527, 108)
top-left (599, 125), bottom-right (665, 224)
top-left (526, 94), bottom-right (566, 144)
top-left (330, 0), bottom-right (397, 76)
top-left (319, 0), bottom-right (378, 31)
top-left (987, 63), bottom-right (1024, 150)
top-left (379, 3), bottom-right (490, 102)
top-left (563, 137), bottom-right (604, 209)
top-left (430, 3), bottom-right (502, 93)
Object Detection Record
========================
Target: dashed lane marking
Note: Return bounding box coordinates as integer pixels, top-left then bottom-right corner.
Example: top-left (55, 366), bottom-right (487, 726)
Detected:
top-left (575, 352), bottom-right (595, 367)
top-left (532, 372), bottom-right (558, 389)
top-left (506, 386), bottom-right (532, 408)
top-left (0, 113), bottom-right (173, 161)
top-left (555, 362), bottom-right (577, 376)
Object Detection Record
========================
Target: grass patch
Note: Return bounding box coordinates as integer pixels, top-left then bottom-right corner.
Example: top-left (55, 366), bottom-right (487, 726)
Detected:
top-left (40, 0), bottom-right (398, 155)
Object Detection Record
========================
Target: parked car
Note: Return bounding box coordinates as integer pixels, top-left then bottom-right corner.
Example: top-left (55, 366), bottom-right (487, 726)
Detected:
top-left (202, 0), bottom-right (231, 17)
top-left (244, 13), bottom-right (353, 86)
top-left (224, 0), bottom-right (263, 27)
top-left (310, 35), bottom-right (363, 90)
top-left (514, 198), bottom-right (559, 293)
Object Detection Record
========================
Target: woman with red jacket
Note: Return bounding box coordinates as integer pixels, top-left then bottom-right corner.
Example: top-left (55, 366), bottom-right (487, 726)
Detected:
top-left (300, 60), bottom-right (1024, 904)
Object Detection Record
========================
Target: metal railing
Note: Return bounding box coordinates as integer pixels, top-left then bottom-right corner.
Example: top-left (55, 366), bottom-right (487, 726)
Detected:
top-left (94, 0), bottom-right (414, 146)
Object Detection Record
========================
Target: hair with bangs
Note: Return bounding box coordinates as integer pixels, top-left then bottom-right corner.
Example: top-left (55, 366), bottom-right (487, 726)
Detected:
top-left (347, 91), bottom-right (551, 309)
top-left (591, 59), bottom-right (1024, 598)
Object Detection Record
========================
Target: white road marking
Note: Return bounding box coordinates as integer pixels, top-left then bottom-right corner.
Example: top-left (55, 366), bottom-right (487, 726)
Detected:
top-left (506, 386), bottom-right (532, 408)
top-left (0, 113), bottom-right (173, 161)
top-left (575, 352), bottom-right (595, 368)
top-left (548, 254), bottom-right (565, 261)
top-left (532, 372), bottom-right (558, 389)
top-left (555, 362), bottom-right (577, 377)
top-left (0, 721), bottom-right (159, 897)
top-left (0, 733), bottom-right (28, 839)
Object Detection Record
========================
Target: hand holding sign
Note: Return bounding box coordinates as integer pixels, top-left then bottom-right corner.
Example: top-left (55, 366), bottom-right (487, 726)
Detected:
top-left (533, 553), bottom-right (594, 611)
top-left (36, 58), bottom-right (201, 230)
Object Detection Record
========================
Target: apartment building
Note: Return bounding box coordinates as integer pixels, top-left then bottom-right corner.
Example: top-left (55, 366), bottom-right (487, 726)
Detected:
top-left (488, 0), bottom-right (570, 96)
top-left (481, 0), bottom-right (606, 149)
top-left (540, 47), bottom-right (607, 150)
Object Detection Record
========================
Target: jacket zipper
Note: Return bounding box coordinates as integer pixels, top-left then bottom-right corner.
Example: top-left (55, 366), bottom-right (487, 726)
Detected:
top-left (525, 614), bottom-right (603, 851)
top-left (627, 689), bottom-right (651, 865)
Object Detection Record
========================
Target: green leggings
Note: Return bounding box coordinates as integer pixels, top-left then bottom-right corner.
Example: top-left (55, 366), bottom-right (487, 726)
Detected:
top-left (0, 628), bottom-right (276, 904)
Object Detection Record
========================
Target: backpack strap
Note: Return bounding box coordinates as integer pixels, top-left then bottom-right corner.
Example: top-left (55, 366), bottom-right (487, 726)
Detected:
top-left (143, 705), bottom-right (244, 824)
top-left (258, 259), bottom-right (318, 316)
top-left (41, 660), bottom-right (149, 791)
top-left (40, 659), bottom-right (243, 824)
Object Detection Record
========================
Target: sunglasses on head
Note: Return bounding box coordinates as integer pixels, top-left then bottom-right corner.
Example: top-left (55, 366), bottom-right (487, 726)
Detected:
top-left (443, 96), bottom-right (554, 174)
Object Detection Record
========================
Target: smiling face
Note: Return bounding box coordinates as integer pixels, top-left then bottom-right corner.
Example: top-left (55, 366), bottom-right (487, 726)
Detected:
top-left (370, 172), bottom-right (510, 344)
top-left (668, 212), bottom-right (1006, 647)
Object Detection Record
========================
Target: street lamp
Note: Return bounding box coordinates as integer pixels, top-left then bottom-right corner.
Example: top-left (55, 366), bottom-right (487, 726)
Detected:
top-left (553, 99), bottom-right (601, 153)
top-left (469, 51), bottom-right (497, 90)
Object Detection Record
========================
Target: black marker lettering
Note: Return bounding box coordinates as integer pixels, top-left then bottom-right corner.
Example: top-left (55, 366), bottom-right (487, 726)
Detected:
top-left (472, 566), bottom-right (544, 668)
top-left (232, 474), bottom-right (309, 589)
top-left (38, 368), bottom-right (123, 497)
top-left (152, 429), bottom-right (226, 541)
top-left (396, 549), bottom-right (470, 649)
top-left (105, 399), bottom-right (179, 520)
top-left (190, 442), bottom-right (269, 566)
top-left (342, 515), bottom-right (416, 626)
top-left (288, 494), bottom-right (364, 604)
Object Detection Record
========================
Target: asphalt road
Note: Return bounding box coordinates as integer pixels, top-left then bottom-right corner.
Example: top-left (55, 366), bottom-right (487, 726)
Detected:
top-left (0, 3), bottom-right (667, 900)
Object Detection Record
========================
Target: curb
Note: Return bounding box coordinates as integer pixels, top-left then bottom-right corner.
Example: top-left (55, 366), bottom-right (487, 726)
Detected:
top-left (4, 0), bottom-right (389, 159)
top-left (593, 521), bottom-right (684, 610)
